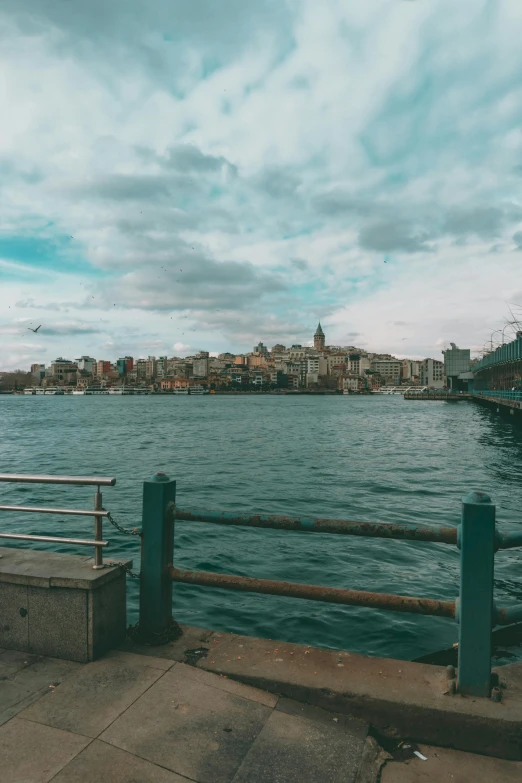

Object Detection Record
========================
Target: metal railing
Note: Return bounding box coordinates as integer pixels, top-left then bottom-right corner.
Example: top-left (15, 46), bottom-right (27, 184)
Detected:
top-left (473, 335), bottom-right (522, 372)
top-left (0, 474), bottom-right (116, 568)
top-left (138, 474), bottom-right (522, 699)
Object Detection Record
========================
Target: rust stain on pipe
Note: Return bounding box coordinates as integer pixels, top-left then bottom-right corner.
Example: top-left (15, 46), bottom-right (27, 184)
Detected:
top-left (170, 567), bottom-right (456, 618)
top-left (171, 506), bottom-right (457, 545)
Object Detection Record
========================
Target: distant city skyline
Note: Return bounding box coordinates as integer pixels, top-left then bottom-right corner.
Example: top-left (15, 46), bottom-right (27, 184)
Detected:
top-left (2, 2), bottom-right (522, 371)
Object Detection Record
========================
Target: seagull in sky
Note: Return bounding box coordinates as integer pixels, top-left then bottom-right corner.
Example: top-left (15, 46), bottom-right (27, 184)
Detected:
top-left (28, 325), bottom-right (42, 333)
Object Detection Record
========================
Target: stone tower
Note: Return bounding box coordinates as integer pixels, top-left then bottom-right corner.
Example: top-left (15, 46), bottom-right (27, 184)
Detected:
top-left (314, 322), bottom-right (325, 351)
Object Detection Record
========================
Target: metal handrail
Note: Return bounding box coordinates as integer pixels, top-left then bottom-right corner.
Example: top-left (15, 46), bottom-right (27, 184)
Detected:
top-left (0, 474), bottom-right (115, 486)
top-left (0, 473), bottom-right (116, 567)
top-left (0, 533), bottom-right (109, 547)
top-left (0, 505), bottom-right (108, 517)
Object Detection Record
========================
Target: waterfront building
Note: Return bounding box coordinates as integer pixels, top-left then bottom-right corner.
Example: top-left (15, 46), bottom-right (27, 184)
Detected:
top-left (401, 360), bottom-right (419, 383)
top-left (116, 356), bottom-right (134, 376)
top-left (247, 353), bottom-right (268, 368)
top-left (95, 360), bottom-right (111, 377)
top-left (419, 358), bottom-right (445, 388)
top-left (370, 359), bottom-right (403, 385)
top-left (342, 375), bottom-right (360, 392)
top-left (155, 357), bottom-right (168, 378)
top-left (50, 358), bottom-right (78, 384)
top-left (31, 363), bottom-right (46, 382)
top-left (348, 354), bottom-right (372, 376)
top-left (77, 356), bottom-right (96, 375)
top-left (442, 343), bottom-right (471, 391)
top-left (135, 359), bottom-right (147, 379)
top-left (193, 352), bottom-right (210, 378)
top-left (323, 354), bottom-right (347, 375)
top-left (313, 322), bottom-right (325, 351)
top-left (145, 356), bottom-right (157, 379)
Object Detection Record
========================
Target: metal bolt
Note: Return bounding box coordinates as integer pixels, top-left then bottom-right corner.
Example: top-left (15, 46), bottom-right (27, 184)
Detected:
top-left (491, 687), bottom-right (502, 702)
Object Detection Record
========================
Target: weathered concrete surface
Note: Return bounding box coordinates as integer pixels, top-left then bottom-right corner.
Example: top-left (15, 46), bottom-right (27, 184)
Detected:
top-left (120, 624), bottom-right (522, 760)
top-left (381, 743), bottom-right (522, 782)
top-left (0, 649), bottom-right (368, 782)
top-left (0, 546), bottom-right (128, 662)
top-left (19, 653), bottom-right (166, 737)
top-left (0, 648), bottom-right (81, 726)
top-left (0, 717), bottom-right (89, 783)
top-left (51, 740), bottom-right (191, 782)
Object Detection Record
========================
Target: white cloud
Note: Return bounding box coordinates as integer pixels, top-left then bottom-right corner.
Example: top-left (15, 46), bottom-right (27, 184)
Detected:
top-left (2, 1), bottom-right (522, 369)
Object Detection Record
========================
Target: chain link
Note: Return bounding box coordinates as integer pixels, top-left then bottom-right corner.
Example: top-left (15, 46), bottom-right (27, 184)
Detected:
top-left (100, 510), bottom-right (141, 577)
top-left (105, 510), bottom-right (141, 537)
top-left (102, 561), bottom-right (140, 579)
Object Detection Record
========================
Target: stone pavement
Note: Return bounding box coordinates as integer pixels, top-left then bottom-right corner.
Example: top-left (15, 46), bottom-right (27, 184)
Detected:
top-left (0, 648), bottom-right (369, 782)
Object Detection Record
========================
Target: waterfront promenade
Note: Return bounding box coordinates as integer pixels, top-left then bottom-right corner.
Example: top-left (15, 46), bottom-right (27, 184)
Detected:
top-left (2, 628), bottom-right (522, 782)
top-left (1, 442), bottom-right (522, 780)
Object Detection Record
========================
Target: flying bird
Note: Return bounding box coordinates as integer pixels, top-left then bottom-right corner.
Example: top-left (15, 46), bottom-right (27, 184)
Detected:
top-left (28, 325), bottom-right (41, 333)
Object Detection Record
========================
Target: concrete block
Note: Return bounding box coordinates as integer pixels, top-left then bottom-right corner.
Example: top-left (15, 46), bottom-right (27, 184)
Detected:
top-left (0, 583), bottom-right (28, 651)
top-left (0, 716), bottom-right (89, 783)
top-left (88, 570), bottom-right (126, 660)
top-left (0, 548), bottom-right (128, 663)
top-left (28, 586), bottom-right (88, 662)
top-left (52, 740), bottom-right (191, 782)
top-left (20, 655), bottom-right (164, 738)
top-left (100, 666), bottom-right (273, 783)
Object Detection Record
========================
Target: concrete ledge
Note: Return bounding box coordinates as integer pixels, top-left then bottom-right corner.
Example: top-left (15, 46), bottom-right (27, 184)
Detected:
top-left (121, 624), bottom-right (522, 760)
top-left (0, 547), bottom-right (129, 662)
top-left (473, 395), bottom-right (522, 418)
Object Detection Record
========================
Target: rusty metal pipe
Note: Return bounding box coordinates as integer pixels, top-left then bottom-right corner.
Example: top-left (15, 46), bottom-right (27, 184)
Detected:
top-left (170, 567), bottom-right (456, 618)
top-left (171, 506), bottom-right (457, 545)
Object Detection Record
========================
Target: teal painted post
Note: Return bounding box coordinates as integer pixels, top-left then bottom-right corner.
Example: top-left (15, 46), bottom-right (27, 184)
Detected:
top-left (139, 473), bottom-right (176, 639)
top-left (458, 491), bottom-right (496, 697)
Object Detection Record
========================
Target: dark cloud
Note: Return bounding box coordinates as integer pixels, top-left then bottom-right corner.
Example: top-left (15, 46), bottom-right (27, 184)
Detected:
top-left (75, 173), bottom-right (199, 202)
top-left (442, 207), bottom-right (507, 239)
top-left (312, 190), bottom-right (369, 217)
top-left (254, 167), bottom-right (301, 199)
top-left (2, 0), bottom-right (292, 91)
top-left (94, 253), bottom-right (287, 311)
top-left (160, 144), bottom-right (237, 176)
top-left (359, 221), bottom-right (432, 253)
top-left (291, 258), bottom-right (308, 270)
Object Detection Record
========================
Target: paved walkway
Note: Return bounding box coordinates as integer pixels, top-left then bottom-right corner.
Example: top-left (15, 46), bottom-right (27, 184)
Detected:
top-left (0, 648), bottom-right (368, 782)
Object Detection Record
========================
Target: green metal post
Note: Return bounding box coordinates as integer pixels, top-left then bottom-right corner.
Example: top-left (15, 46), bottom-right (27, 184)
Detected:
top-left (139, 473), bottom-right (176, 639)
top-left (457, 491), bottom-right (496, 697)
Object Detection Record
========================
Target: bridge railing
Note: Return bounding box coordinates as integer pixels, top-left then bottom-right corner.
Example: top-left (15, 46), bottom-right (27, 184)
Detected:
top-left (138, 474), bottom-right (522, 698)
top-left (0, 474), bottom-right (116, 568)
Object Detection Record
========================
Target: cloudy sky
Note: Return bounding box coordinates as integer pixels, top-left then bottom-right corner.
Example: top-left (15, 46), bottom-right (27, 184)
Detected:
top-left (1, 0), bottom-right (522, 370)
